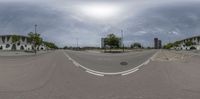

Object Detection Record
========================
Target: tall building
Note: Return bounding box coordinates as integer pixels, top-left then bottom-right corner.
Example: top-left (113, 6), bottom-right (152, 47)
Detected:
top-left (154, 38), bottom-right (162, 49)
top-left (101, 38), bottom-right (105, 48)
top-left (158, 40), bottom-right (162, 49)
top-left (154, 38), bottom-right (158, 49)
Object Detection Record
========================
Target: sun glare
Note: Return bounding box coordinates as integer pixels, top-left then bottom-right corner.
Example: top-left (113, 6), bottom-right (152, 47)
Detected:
top-left (78, 3), bottom-right (121, 20)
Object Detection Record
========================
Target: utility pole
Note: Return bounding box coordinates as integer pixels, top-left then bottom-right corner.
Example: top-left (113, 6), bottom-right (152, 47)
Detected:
top-left (167, 32), bottom-right (171, 43)
top-left (76, 38), bottom-right (79, 50)
top-left (121, 30), bottom-right (125, 52)
top-left (100, 33), bottom-right (105, 52)
top-left (34, 24), bottom-right (37, 54)
top-left (35, 24), bottom-right (37, 34)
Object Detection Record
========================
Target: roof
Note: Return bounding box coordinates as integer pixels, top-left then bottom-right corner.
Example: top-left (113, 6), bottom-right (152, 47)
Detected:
top-left (0, 35), bottom-right (29, 38)
top-left (176, 35), bottom-right (200, 42)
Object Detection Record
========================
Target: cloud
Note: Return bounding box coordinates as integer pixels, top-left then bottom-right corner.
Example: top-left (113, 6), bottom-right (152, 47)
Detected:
top-left (1, 1), bottom-right (200, 47)
top-left (122, 2), bottom-right (200, 45)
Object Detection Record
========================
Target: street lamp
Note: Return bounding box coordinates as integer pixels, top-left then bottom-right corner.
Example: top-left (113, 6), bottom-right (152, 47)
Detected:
top-left (167, 32), bottom-right (171, 44)
top-left (121, 30), bottom-right (125, 52)
top-left (76, 38), bottom-right (79, 50)
top-left (34, 24), bottom-right (37, 34)
top-left (33, 24), bottom-right (37, 54)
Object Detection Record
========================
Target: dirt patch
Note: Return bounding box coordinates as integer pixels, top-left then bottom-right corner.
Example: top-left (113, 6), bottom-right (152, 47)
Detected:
top-left (152, 50), bottom-right (194, 61)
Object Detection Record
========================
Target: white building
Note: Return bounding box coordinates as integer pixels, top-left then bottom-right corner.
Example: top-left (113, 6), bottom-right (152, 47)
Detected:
top-left (175, 36), bottom-right (200, 50)
top-left (0, 35), bottom-right (46, 51)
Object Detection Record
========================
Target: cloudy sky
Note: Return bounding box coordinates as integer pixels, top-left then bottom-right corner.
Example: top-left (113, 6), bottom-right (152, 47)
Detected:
top-left (0, 0), bottom-right (200, 47)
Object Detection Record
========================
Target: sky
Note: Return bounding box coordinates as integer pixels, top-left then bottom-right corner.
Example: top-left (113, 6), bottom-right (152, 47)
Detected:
top-left (0, 0), bottom-right (200, 47)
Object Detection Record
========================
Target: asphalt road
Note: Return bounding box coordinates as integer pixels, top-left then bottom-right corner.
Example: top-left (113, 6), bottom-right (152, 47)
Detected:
top-left (0, 50), bottom-right (200, 99)
top-left (65, 50), bottom-right (157, 73)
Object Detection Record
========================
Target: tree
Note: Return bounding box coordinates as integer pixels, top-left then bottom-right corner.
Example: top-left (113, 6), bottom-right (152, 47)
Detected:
top-left (63, 46), bottom-right (68, 49)
top-left (28, 32), bottom-right (43, 54)
top-left (131, 42), bottom-right (142, 48)
top-left (173, 41), bottom-right (181, 47)
top-left (104, 34), bottom-right (120, 50)
top-left (163, 43), bottom-right (173, 49)
top-left (11, 35), bottom-right (20, 50)
top-left (43, 41), bottom-right (58, 49)
top-left (185, 41), bottom-right (193, 46)
top-left (12, 35), bottom-right (20, 43)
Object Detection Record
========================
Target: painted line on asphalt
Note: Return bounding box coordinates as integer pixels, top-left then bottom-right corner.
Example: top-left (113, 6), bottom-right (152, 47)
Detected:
top-left (120, 59), bottom-right (150, 76)
top-left (121, 68), bottom-right (139, 76)
top-left (150, 50), bottom-right (160, 61)
top-left (86, 70), bottom-right (104, 76)
top-left (73, 61), bottom-right (80, 67)
top-left (63, 51), bottom-right (158, 76)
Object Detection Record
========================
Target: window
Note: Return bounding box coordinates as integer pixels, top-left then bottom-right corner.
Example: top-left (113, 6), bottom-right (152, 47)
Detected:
top-left (6, 44), bottom-right (10, 48)
top-left (7, 36), bottom-right (10, 42)
top-left (27, 38), bottom-right (31, 43)
top-left (22, 37), bottom-right (25, 42)
top-left (17, 42), bottom-right (20, 46)
top-left (20, 46), bottom-right (24, 50)
top-left (2, 36), bottom-right (5, 43)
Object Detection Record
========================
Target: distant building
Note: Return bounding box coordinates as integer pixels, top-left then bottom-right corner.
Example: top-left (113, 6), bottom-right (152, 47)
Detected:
top-left (154, 38), bottom-right (162, 49)
top-left (0, 35), bottom-right (47, 51)
top-left (173, 35), bottom-right (200, 50)
top-left (154, 38), bottom-right (158, 49)
top-left (101, 38), bottom-right (105, 48)
top-left (158, 40), bottom-right (162, 49)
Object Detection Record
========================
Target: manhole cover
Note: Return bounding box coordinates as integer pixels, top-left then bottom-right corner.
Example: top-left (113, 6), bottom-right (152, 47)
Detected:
top-left (120, 61), bottom-right (128, 66)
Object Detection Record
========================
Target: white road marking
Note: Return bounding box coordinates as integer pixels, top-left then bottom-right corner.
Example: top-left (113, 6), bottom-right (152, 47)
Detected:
top-left (150, 50), bottom-right (160, 61)
top-left (73, 61), bottom-right (80, 67)
top-left (121, 68), bottom-right (139, 76)
top-left (143, 59), bottom-right (150, 65)
top-left (63, 50), bottom-right (158, 76)
top-left (86, 70), bottom-right (104, 76)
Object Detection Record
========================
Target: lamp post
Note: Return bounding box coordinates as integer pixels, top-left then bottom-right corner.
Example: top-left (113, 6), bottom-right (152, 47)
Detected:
top-left (121, 30), bottom-right (125, 52)
top-left (34, 24), bottom-right (37, 34)
top-left (34, 24), bottom-right (37, 54)
top-left (76, 38), bottom-right (79, 50)
top-left (167, 32), bottom-right (171, 44)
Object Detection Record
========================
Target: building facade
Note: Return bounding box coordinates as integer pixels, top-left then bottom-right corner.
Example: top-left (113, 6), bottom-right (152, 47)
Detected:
top-left (158, 40), bottom-right (162, 49)
top-left (174, 36), bottom-right (200, 50)
top-left (101, 38), bottom-right (105, 48)
top-left (0, 35), bottom-right (46, 51)
top-left (154, 38), bottom-right (162, 49)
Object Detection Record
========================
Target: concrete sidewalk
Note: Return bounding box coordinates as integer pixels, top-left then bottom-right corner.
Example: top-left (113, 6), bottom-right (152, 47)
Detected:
top-left (0, 50), bottom-right (51, 56)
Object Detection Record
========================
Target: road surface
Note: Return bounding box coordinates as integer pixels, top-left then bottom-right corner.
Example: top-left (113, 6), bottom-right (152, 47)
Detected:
top-left (0, 50), bottom-right (200, 99)
top-left (65, 50), bottom-right (156, 73)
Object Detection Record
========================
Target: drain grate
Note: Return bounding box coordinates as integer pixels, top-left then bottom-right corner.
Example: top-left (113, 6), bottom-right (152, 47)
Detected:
top-left (120, 61), bottom-right (128, 66)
